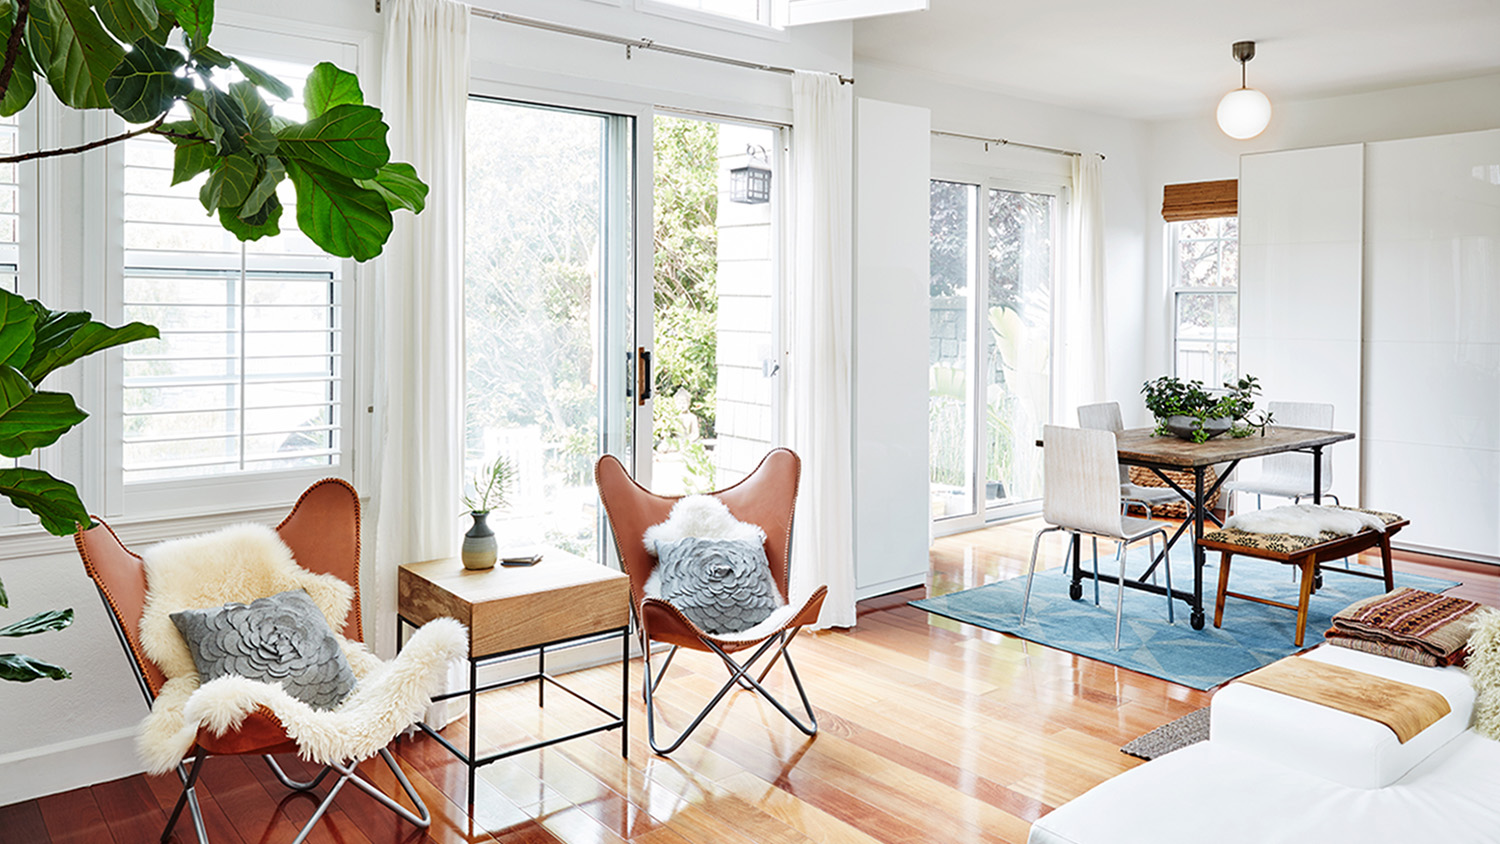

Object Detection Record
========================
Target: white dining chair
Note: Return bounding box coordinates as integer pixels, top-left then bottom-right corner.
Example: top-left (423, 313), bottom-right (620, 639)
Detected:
top-left (1222, 401), bottom-right (1339, 514)
top-left (1022, 425), bottom-right (1175, 650)
top-left (1077, 402), bottom-right (1180, 517)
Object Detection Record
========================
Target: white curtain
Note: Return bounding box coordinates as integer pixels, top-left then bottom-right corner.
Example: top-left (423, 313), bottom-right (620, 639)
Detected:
top-left (1056, 152), bottom-right (1107, 422)
top-left (787, 71), bottom-right (855, 629)
top-left (368, 0), bottom-right (469, 660)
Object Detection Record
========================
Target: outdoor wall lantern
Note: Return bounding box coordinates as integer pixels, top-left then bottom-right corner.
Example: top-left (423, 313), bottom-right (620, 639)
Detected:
top-left (729, 145), bottom-right (772, 204)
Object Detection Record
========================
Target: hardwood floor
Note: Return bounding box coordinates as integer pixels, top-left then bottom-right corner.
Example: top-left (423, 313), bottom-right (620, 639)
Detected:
top-left (7, 518), bottom-right (1496, 844)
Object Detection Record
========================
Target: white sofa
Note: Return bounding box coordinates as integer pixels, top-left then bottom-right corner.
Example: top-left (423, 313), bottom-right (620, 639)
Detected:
top-left (1029, 647), bottom-right (1498, 844)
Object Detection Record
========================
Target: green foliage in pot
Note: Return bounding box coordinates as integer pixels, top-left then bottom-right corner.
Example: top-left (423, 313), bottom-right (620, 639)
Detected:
top-left (463, 456), bottom-right (516, 515)
top-left (0, 0), bottom-right (429, 680)
top-left (1141, 374), bottom-right (1268, 444)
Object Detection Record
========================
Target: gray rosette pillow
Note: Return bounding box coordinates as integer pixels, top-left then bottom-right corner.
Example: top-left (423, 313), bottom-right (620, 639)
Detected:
top-left (170, 588), bottom-right (356, 711)
top-left (652, 537), bottom-right (785, 635)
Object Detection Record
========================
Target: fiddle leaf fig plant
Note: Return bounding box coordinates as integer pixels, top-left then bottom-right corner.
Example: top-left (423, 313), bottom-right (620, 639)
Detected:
top-left (0, 0), bottom-right (429, 680)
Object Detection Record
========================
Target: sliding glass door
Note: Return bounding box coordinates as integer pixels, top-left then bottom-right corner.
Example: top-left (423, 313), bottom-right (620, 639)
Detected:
top-left (463, 96), bottom-right (786, 564)
top-left (464, 98), bottom-right (636, 564)
top-left (929, 178), bottom-right (1060, 529)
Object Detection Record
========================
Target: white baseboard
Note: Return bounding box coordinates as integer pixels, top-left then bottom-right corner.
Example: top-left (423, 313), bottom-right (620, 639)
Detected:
top-left (0, 726), bottom-right (145, 807)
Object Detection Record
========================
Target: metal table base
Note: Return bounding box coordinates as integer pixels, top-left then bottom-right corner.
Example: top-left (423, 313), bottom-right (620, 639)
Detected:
top-left (397, 618), bottom-right (630, 810)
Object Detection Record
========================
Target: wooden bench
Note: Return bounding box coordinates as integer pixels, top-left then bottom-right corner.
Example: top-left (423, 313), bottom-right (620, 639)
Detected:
top-left (1199, 507), bottom-right (1409, 647)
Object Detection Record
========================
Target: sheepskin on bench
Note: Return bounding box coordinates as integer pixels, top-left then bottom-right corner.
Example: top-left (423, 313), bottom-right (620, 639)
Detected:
top-left (136, 523), bottom-right (466, 775)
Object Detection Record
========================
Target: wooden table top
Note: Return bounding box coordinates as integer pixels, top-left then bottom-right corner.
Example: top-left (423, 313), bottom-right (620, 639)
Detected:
top-left (399, 549), bottom-right (630, 657)
top-left (1113, 425), bottom-right (1355, 469)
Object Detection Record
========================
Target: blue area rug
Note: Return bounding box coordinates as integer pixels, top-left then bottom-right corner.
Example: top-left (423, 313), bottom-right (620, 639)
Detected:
top-left (910, 548), bottom-right (1460, 690)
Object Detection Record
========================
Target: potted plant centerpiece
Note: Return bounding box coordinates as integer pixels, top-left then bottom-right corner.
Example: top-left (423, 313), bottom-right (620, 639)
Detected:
top-left (462, 457), bottom-right (516, 570)
top-left (1141, 374), bottom-right (1273, 443)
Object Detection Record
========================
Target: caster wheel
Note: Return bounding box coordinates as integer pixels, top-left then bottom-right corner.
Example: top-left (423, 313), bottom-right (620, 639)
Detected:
top-left (1069, 582), bottom-right (1083, 600)
top-left (1190, 610), bottom-right (1206, 630)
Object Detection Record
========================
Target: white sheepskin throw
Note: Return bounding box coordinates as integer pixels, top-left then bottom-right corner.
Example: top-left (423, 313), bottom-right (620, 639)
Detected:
top-left (136, 523), bottom-right (467, 775)
top-left (1466, 609), bottom-right (1500, 741)
top-left (641, 495), bottom-right (766, 598)
top-left (1223, 504), bottom-right (1387, 539)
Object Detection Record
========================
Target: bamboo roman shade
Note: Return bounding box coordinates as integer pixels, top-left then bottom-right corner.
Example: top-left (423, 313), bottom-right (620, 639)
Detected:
top-left (1161, 179), bottom-right (1238, 222)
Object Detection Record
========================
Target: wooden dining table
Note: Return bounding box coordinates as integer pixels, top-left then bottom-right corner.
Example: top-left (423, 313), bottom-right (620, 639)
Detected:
top-left (1062, 425), bottom-right (1356, 630)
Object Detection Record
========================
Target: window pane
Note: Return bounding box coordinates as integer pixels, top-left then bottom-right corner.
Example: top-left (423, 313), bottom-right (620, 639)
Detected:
top-left (1178, 219), bottom-right (1213, 239)
top-left (1177, 238), bottom-right (1222, 287)
top-left (654, 0), bottom-right (761, 22)
top-left (1220, 238), bottom-right (1240, 287)
top-left (1176, 292), bottom-right (1217, 341)
top-left (466, 99), bottom-right (630, 561)
top-left (121, 58), bottom-right (342, 484)
top-left (1176, 341), bottom-right (1215, 383)
top-left (986, 189), bottom-right (1052, 506)
top-left (929, 180), bottom-right (974, 519)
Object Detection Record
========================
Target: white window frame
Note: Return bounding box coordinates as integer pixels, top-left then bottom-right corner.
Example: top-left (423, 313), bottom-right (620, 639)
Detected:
top-left (636, 0), bottom-right (790, 38)
top-left (99, 21), bottom-right (366, 520)
top-left (1168, 217), bottom-right (1239, 387)
top-left (928, 166), bottom-right (1068, 538)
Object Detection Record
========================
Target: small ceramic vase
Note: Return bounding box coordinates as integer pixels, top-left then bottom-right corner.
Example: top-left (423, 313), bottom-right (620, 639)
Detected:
top-left (462, 511), bottom-right (498, 570)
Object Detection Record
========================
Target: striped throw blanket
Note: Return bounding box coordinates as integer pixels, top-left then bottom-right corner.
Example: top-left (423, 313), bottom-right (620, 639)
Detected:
top-left (1326, 587), bottom-right (1483, 667)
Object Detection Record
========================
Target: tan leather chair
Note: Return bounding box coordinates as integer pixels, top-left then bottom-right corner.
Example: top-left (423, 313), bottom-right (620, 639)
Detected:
top-left (595, 448), bottom-right (825, 754)
top-left (75, 478), bottom-right (430, 844)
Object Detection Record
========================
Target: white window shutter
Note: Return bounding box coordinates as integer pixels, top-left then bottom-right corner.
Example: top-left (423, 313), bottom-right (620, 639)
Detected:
top-left (774, 0), bottom-right (927, 26)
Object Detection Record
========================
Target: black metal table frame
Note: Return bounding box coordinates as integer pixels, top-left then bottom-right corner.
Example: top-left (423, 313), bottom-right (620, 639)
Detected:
top-left (396, 617), bottom-right (630, 810)
top-left (1067, 444), bottom-right (1329, 630)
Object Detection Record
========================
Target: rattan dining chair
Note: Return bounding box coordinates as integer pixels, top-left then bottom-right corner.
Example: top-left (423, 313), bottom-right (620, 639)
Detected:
top-left (1021, 425), bottom-right (1174, 649)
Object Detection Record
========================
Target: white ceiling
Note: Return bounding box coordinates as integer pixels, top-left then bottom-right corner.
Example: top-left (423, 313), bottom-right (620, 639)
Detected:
top-left (852, 0), bottom-right (1500, 120)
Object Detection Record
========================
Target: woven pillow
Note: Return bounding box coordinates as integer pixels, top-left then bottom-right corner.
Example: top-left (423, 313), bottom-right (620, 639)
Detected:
top-left (170, 588), bottom-right (356, 711)
top-left (652, 537), bottom-right (784, 635)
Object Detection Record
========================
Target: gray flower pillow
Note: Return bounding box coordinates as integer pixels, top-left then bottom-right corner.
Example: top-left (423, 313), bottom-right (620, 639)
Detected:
top-left (170, 589), bottom-right (355, 710)
top-left (653, 537), bottom-right (784, 634)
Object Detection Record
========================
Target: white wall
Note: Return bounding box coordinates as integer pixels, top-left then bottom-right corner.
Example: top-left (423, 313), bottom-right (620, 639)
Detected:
top-left (853, 97), bottom-right (930, 598)
top-left (853, 61), bottom-right (1154, 427)
top-left (0, 0), bottom-right (853, 807)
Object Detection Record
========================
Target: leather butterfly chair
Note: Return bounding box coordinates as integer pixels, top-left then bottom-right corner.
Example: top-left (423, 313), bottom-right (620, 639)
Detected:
top-left (595, 447), bottom-right (826, 755)
top-left (74, 478), bottom-right (430, 844)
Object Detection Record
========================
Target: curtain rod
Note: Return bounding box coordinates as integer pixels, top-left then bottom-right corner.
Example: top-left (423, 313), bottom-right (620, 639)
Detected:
top-left (375, 3), bottom-right (854, 85)
top-left (931, 129), bottom-right (1102, 161)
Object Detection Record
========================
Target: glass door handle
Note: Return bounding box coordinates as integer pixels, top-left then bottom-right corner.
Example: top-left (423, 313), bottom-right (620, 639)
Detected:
top-left (636, 347), bottom-right (652, 406)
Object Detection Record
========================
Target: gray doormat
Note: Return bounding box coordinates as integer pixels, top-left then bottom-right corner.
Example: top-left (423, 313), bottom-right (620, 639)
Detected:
top-left (1120, 706), bottom-right (1211, 760)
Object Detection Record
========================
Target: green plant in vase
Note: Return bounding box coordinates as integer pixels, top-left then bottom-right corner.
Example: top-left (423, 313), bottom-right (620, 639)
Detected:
top-left (1141, 374), bottom-right (1271, 444)
top-left (462, 456), bottom-right (515, 570)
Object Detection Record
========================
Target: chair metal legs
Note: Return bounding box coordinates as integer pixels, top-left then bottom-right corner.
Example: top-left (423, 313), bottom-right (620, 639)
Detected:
top-left (642, 628), bottom-right (817, 756)
top-left (1020, 525), bottom-right (1066, 623)
top-left (158, 746), bottom-right (430, 844)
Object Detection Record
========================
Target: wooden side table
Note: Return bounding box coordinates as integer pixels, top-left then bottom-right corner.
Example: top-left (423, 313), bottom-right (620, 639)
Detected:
top-left (397, 548), bottom-right (631, 809)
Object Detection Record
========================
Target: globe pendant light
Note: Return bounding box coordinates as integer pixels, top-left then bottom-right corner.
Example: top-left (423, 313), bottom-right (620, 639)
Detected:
top-left (1217, 41), bottom-right (1271, 140)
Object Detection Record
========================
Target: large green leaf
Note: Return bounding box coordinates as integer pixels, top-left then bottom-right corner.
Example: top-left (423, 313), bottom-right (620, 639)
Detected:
top-left (93, 0), bottom-right (158, 44)
top-left (0, 608), bottom-right (73, 637)
top-left (302, 61), bottom-right (361, 119)
top-left (232, 57), bottom-right (291, 101)
top-left (0, 466), bottom-right (87, 535)
top-left (105, 37), bottom-right (190, 124)
top-left (0, 289), bottom-right (36, 369)
top-left (356, 161), bottom-right (428, 214)
top-left (284, 157), bottom-right (391, 262)
top-left (227, 80), bottom-right (276, 155)
top-left (198, 151), bottom-right (257, 212)
top-left (276, 103), bottom-right (388, 180)
top-left (0, 653), bottom-right (71, 681)
top-left (155, 0), bottom-right (212, 47)
top-left (0, 0), bottom-right (38, 116)
top-left (22, 306), bottom-right (158, 383)
top-left (219, 192), bottom-right (281, 241)
top-left (238, 154), bottom-right (284, 218)
top-left (0, 377), bottom-right (87, 457)
top-left (171, 136), bottom-right (213, 184)
top-left (26, 0), bottom-right (126, 110)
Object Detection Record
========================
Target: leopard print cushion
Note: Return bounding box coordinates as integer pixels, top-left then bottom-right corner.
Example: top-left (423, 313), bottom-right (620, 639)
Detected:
top-left (1200, 506), bottom-right (1404, 554)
